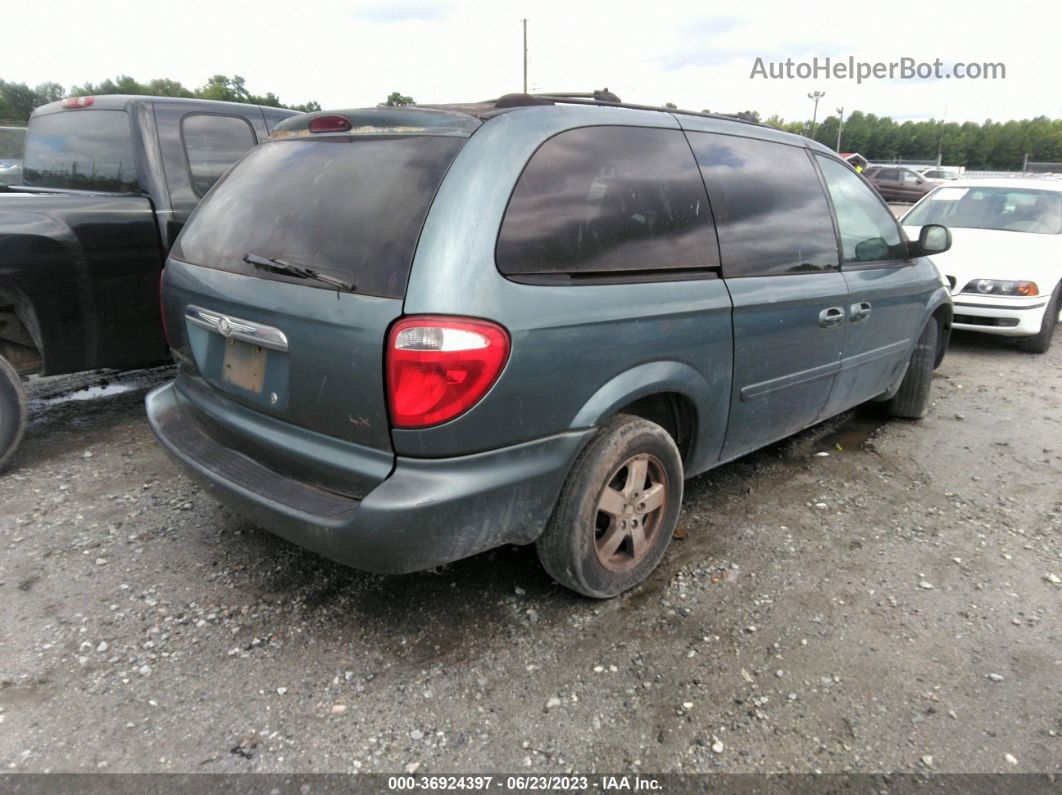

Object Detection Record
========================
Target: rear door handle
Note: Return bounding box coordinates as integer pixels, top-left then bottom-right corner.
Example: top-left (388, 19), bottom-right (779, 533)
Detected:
top-left (849, 301), bottom-right (872, 322)
top-left (818, 306), bottom-right (846, 328)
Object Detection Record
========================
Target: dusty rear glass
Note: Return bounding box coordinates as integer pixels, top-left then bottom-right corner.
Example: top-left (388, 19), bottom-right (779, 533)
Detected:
top-left (172, 135), bottom-right (464, 298)
top-left (23, 110), bottom-right (139, 192)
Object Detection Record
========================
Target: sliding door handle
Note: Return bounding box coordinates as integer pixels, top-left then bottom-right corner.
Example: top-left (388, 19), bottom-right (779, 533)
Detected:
top-left (818, 306), bottom-right (845, 328)
top-left (850, 301), bottom-right (873, 322)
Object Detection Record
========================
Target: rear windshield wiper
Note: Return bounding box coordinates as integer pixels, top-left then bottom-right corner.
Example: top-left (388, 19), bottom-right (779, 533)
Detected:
top-left (243, 253), bottom-right (357, 293)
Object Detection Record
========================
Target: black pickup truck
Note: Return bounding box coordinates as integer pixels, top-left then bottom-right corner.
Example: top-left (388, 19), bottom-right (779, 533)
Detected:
top-left (0, 95), bottom-right (298, 468)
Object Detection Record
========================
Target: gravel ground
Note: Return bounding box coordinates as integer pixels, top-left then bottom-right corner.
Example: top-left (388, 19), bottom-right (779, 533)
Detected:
top-left (0, 332), bottom-right (1059, 775)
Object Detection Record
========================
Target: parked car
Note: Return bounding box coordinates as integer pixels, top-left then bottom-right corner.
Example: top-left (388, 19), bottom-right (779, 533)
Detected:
top-left (147, 95), bottom-right (953, 598)
top-left (919, 168), bottom-right (961, 183)
top-left (0, 95), bottom-right (299, 469)
top-left (864, 166), bottom-right (936, 202)
top-left (902, 179), bottom-right (1062, 352)
top-left (0, 159), bottom-right (20, 188)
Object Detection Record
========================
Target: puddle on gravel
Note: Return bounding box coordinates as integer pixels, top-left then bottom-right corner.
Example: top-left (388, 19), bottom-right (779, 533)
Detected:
top-left (818, 409), bottom-right (887, 453)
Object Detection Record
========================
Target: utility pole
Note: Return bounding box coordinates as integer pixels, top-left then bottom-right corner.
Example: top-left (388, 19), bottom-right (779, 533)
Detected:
top-left (522, 19), bottom-right (528, 94)
top-left (807, 90), bottom-right (825, 138)
top-left (835, 106), bottom-right (845, 152)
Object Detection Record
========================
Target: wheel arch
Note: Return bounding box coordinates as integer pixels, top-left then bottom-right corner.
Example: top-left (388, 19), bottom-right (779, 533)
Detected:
top-left (569, 360), bottom-right (713, 469)
top-left (0, 282), bottom-right (45, 373)
top-left (931, 300), bottom-right (953, 369)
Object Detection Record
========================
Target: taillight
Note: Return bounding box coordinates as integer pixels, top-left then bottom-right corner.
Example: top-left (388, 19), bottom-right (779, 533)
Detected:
top-left (159, 269), bottom-right (170, 345)
top-left (387, 316), bottom-right (510, 428)
top-left (62, 96), bottom-right (94, 108)
top-left (308, 115), bottom-right (352, 133)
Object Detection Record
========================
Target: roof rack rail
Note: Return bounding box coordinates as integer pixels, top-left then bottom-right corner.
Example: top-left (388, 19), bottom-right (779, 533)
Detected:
top-left (536, 88), bottom-right (622, 104)
top-left (474, 89), bottom-right (772, 132)
top-left (519, 92), bottom-right (764, 129)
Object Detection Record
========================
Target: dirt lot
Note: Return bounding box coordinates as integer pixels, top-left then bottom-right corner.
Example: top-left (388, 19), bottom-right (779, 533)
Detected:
top-left (1, 331), bottom-right (1059, 775)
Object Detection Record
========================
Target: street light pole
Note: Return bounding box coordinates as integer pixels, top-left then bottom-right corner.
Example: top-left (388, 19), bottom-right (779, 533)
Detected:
top-left (808, 90), bottom-right (825, 138)
top-left (835, 106), bottom-right (845, 152)
top-left (522, 19), bottom-right (528, 94)
top-left (936, 105), bottom-right (948, 167)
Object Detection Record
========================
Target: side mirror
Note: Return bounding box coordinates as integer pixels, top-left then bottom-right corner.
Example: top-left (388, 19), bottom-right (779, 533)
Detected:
top-left (916, 224), bottom-right (952, 256)
top-left (855, 236), bottom-right (890, 261)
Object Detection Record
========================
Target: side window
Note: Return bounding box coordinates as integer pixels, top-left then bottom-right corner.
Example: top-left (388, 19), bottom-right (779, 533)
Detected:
top-left (816, 156), bottom-right (907, 263)
top-left (181, 114), bottom-right (257, 197)
top-left (901, 170), bottom-right (921, 184)
top-left (878, 168), bottom-right (899, 181)
top-left (686, 132), bottom-right (838, 277)
top-left (496, 126), bottom-right (719, 279)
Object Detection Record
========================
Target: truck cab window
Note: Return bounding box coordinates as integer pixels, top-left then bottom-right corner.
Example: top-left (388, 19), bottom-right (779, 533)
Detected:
top-left (22, 110), bottom-right (138, 193)
top-left (182, 114), bottom-right (257, 196)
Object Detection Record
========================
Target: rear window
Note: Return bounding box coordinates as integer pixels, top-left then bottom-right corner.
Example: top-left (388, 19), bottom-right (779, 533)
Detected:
top-left (172, 135), bottom-right (464, 298)
top-left (23, 110), bottom-right (139, 192)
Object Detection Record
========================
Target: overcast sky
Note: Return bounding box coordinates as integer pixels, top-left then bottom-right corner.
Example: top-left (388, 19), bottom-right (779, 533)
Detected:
top-left (6, 0), bottom-right (1060, 124)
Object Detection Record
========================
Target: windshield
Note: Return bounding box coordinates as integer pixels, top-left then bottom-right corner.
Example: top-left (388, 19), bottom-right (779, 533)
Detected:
top-left (172, 135), bottom-right (464, 298)
top-left (22, 110), bottom-right (139, 192)
top-left (905, 186), bottom-right (1062, 234)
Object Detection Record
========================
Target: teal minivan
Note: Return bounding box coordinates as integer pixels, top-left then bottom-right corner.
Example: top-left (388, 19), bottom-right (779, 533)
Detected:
top-left (147, 93), bottom-right (953, 598)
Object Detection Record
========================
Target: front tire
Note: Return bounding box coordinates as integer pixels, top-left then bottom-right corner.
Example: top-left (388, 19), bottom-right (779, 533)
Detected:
top-left (887, 319), bottom-right (939, 419)
top-left (1016, 284), bottom-right (1060, 354)
top-left (0, 355), bottom-right (28, 472)
top-left (536, 414), bottom-right (683, 599)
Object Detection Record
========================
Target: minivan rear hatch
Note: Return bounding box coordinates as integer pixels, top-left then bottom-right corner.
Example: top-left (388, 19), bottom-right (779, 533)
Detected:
top-left (164, 112), bottom-right (474, 492)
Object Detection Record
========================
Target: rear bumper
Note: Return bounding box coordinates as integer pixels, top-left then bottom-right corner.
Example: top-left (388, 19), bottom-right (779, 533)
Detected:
top-left (951, 295), bottom-right (1049, 337)
top-left (146, 381), bottom-right (591, 574)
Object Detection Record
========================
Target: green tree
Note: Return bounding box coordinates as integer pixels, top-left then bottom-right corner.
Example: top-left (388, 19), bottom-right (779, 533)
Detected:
top-left (384, 91), bottom-right (415, 107)
top-left (0, 80), bottom-right (37, 123)
top-left (196, 74), bottom-right (251, 103)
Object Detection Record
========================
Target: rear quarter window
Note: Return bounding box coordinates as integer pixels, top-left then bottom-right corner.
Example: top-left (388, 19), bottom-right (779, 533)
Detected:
top-left (496, 125), bottom-right (719, 280)
top-left (686, 132), bottom-right (838, 277)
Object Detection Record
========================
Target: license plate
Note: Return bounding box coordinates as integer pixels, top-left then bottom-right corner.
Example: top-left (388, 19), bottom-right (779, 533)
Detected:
top-left (222, 338), bottom-right (266, 393)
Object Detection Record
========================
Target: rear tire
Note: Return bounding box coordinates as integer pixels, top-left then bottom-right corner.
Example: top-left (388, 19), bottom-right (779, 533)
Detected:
top-left (536, 414), bottom-right (683, 599)
top-left (1016, 284), bottom-right (1060, 354)
top-left (0, 355), bottom-right (28, 472)
top-left (887, 319), bottom-right (939, 419)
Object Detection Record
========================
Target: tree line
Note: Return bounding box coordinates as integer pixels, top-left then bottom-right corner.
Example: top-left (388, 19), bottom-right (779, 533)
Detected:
top-left (727, 109), bottom-right (1062, 171)
top-left (5, 75), bottom-right (1062, 171)
top-left (0, 75), bottom-right (321, 125)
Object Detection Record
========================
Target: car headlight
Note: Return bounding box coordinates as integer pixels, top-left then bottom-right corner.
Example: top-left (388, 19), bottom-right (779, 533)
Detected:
top-left (961, 279), bottom-right (1039, 297)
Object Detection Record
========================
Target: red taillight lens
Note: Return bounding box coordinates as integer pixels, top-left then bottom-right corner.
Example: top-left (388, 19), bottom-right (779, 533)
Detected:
top-left (387, 316), bottom-right (510, 428)
top-left (308, 115), bottom-right (352, 133)
top-left (62, 96), bottom-right (94, 108)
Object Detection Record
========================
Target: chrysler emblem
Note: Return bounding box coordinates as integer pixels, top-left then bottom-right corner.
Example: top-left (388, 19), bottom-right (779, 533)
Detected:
top-left (217, 317), bottom-right (232, 336)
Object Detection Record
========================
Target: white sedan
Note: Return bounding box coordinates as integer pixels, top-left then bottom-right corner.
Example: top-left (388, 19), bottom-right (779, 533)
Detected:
top-left (901, 179), bottom-right (1062, 353)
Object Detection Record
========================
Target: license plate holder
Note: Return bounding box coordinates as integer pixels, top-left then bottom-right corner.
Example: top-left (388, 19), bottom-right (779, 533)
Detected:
top-left (222, 338), bottom-right (267, 394)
